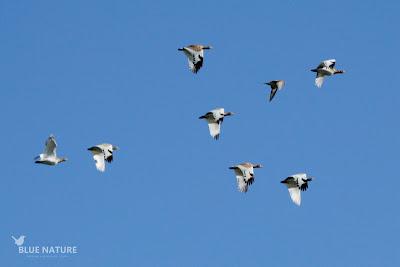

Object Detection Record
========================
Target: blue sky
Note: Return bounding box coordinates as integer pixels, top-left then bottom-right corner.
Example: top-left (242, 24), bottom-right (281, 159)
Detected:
top-left (1, 1), bottom-right (399, 266)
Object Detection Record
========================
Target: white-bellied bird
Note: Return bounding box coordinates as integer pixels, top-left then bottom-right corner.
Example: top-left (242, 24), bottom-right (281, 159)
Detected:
top-left (311, 59), bottom-right (345, 88)
top-left (281, 173), bottom-right (315, 206)
top-left (87, 143), bottom-right (120, 172)
top-left (178, 45), bottom-right (213, 73)
top-left (199, 108), bottom-right (234, 140)
top-left (34, 134), bottom-right (68, 165)
top-left (229, 163), bottom-right (263, 193)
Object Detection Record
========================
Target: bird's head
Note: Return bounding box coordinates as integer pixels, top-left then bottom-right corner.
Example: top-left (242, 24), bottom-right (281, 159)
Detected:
top-left (253, 164), bottom-right (263, 168)
top-left (224, 112), bottom-right (234, 116)
top-left (202, 46), bottom-right (213, 49)
top-left (282, 81), bottom-right (286, 85)
top-left (309, 177), bottom-right (315, 181)
top-left (113, 146), bottom-right (120, 150)
top-left (59, 158), bottom-right (68, 163)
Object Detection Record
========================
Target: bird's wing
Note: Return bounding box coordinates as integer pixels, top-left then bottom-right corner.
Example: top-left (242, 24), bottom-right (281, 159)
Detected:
top-left (212, 109), bottom-right (224, 124)
top-left (234, 168), bottom-right (248, 193)
top-left (12, 236), bottom-right (17, 242)
top-left (286, 184), bottom-right (301, 206)
top-left (315, 72), bottom-right (325, 88)
top-left (199, 111), bottom-right (213, 119)
top-left (44, 135), bottom-right (57, 157)
top-left (293, 173), bottom-right (308, 191)
top-left (205, 118), bottom-right (221, 140)
top-left (90, 150), bottom-right (105, 172)
top-left (183, 48), bottom-right (204, 73)
top-left (270, 88), bottom-right (278, 101)
top-left (103, 148), bottom-right (113, 163)
top-left (276, 81), bottom-right (284, 90)
top-left (244, 167), bottom-right (255, 186)
top-left (317, 59), bottom-right (335, 69)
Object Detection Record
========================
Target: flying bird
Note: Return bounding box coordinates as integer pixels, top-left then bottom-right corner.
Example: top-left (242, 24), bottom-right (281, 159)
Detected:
top-left (12, 236), bottom-right (25, 246)
top-left (229, 163), bottom-right (263, 193)
top-left (178, 45), bottom-right (213, 73)
top-left (311, 59), bottom-right (345, 87)
top-left (34, 134), bottom-right (68, 165)
top-left (199, 108), bottom-right (234, 140)
top-left (281, 173), bottom-right (315, 206)
top-left (265, 80), bottom-right (286, 101)
top-left (87, 143), bottom-right (120, 172)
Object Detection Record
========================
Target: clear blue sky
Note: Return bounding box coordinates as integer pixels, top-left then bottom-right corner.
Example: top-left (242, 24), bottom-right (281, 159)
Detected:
top-left (2, 1), bottom-right (399, 266)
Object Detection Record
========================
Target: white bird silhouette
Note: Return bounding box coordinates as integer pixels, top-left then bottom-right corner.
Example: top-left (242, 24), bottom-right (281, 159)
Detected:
top-left (12, 236), bottom-right (26, 246)
top-left (178, 45), bottom-right (213, 73)
top-left (281, 173), bottom-right (315, 206)
top-left (87, 143), bottom-right (120, 172)
top-left (229, 163), bottom-right (263, 193)
top-left (34, 134), bottom-right (68, 165)
top-left (199, 108), bottom-right (234, 140)
top-left (311, 59), bottom-right (345, 88)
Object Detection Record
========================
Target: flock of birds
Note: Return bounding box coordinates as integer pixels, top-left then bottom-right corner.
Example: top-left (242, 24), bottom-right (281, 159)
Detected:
top-left (34, 44), bottom-right (346, 206)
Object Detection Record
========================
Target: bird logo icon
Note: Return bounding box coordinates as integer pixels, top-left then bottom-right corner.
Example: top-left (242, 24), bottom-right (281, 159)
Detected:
top-left (12, 236), bottom-right (26, 246)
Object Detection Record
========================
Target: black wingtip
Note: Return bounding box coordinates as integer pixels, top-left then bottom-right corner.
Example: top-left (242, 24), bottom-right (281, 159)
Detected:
top-left (105, 155), bottom-right (113, 163)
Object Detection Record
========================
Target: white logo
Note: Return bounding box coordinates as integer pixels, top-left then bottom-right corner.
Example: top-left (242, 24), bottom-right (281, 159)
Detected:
top-left (12, 236), bottom-right (26, 246)
top-left (12, 235), bottom-right (78, 258)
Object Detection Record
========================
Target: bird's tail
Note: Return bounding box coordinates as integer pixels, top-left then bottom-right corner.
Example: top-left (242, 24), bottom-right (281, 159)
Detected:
top-left (256, 81), bottom-right (267, 85)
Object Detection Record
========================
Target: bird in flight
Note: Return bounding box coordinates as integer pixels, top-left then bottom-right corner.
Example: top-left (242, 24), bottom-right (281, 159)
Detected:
top-left (199, 108), bottom-right (234, 140)
top-left (34, 134), bottom-right (68, 165)
top-left (281, 173), bottom-right (315, 205)
top-left (229, 163), bottom-right (263, 193)
top-left (178, 45), bottom-right (213, 73)
top-left (87, 143), bottom-right (120, 172)
top-left (311, 59), bottom-right (345, 87)
top-left (264, 80), bottom-right (286, 101)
